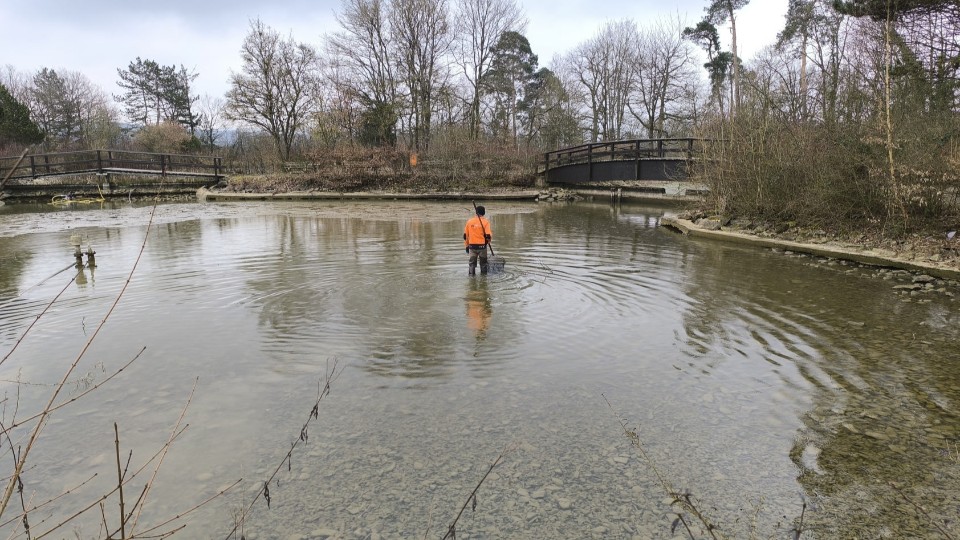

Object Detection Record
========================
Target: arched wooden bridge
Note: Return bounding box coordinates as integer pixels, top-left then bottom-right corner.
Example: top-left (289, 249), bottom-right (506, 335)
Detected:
top-left (541, 138), bottom-right (704, 187)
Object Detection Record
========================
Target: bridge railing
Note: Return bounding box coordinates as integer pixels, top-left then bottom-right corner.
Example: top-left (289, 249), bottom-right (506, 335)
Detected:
top-left (0, 149), bottom-right (223, 181)
top-left (542, 138), bottom-right (702, 173)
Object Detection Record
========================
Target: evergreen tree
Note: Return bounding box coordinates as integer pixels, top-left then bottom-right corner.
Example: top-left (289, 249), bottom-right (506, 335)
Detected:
top-left (115, 58), bottom-right (199, 131)
top-left (358, 100), bottom-right (398, 147)
top-left (484, 31), bottom-right (538, 144)
top-left (694, 0), bottom-right (751, 115)
top-left (833, 0), bottom-right (954, 19)
top-left (683, 21), bottom-right (731, 114)
top-left (0, 83), bottom-right (44, 146)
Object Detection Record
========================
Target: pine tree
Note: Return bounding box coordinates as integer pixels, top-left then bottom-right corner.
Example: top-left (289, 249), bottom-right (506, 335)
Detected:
top-left (0, 83), bottom-right (44, 147)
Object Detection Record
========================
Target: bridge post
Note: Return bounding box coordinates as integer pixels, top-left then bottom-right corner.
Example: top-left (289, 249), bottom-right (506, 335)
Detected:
top-left (215, 157), bottom-right (222, 179)
top-left (30, 155), bottom-right (36, 178)
top-left (160, 154), bottom-right (166, 177)
top-left (634, 140), bottom-right (641, 180)
top-left (587, 145), bottom-right (593, 182)
top-left (97, 150), bottom-right (103, 173)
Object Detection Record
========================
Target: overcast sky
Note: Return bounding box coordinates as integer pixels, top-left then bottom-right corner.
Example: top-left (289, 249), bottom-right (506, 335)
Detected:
top-left (2, 0), bottom-right (788, 99)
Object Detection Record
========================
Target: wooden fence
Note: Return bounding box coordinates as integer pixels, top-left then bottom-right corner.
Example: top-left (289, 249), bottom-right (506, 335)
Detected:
top-left (0, 149), bottom-right (223, 183)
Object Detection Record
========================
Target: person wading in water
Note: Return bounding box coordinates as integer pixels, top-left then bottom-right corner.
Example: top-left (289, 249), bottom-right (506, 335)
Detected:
top-left (463, 205), bottom-right (492, 275)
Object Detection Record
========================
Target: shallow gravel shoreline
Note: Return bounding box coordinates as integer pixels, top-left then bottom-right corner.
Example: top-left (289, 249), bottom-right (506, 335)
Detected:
top-left (662, 216), bottom-right (960, 282)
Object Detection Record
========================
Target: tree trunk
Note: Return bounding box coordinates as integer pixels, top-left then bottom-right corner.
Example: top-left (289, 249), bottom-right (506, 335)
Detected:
top-left (728, 4), bottom-right (739, 117)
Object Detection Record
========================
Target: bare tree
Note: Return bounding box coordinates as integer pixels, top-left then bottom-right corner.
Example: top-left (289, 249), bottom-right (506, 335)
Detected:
top-left (226, 19), bottom-right (322, 160)
top-left (630, 17), bottom-right (699, 138)
top-left (0, 65), bottom-right (32, 104)
top-left (326, 0), bottom-right (398, 145)
top-left (566, 20), bottom-right (639, 141)
top-left (390, 0), bottom-right (453, 151)
top-left (22, 68), bottom-right (120, 151)
top-left (196, 94), bottom-right (226, 149)
top-left (452, 0), bottom-right (526, 138)
top-left (518, 66), bottom-right (582, 149)
top-left (316, 61), bottom-right (363, 146)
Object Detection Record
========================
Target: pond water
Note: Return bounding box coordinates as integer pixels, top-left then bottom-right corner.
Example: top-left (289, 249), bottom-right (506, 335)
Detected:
top-left (0, 199), bottom-right (958, 539)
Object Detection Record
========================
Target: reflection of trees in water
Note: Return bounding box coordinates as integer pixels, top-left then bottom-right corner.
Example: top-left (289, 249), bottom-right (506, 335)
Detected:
top-left (0, 236), bottom-right (32, 295)
top-left (677, 243), bottom-right (960, 537)
top-left (0, 236), bottom-right (34, 344)
top-left (235, 214), bottom-right (467, 378)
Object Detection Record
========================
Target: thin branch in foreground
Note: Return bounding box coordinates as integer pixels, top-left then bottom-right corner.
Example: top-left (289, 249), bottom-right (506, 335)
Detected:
top-left (224, 360), bottom-right (342, 539)
top-left (126, 480), bottom-right (241, 539)
top-left (0, 193), bottom-right (165, 518)
top-left (602, 393), bottom-right (723, 540)
top-left (441, 445), bottom-right (511, 540)
top-left (129, 377), bottom-right (199, 533)
top-left (0, 473), bottom-right (98, 531)
top-left (890, 482), bottom-right (956, 540)
top-left (30, 424), bottom-right (186, 540)
top-left (0, 266), bottom-right (80, 369)
top-left (791, 498), bottom-right (806, 540)
top-left (29, 387), bottom-right (230, 540)
top-left (3, 348), bottom-right (146, 437)
top-left (114, 422), bottom-right (128, 540)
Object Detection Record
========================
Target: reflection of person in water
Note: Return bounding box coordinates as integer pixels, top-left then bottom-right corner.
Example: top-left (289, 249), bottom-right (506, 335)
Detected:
top-left (465, 278), bottom-right (492, 341)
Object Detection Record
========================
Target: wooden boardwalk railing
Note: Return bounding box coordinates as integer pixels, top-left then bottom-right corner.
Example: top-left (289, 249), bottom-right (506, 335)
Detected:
top-left (0, 149), bottom-right (224, 183)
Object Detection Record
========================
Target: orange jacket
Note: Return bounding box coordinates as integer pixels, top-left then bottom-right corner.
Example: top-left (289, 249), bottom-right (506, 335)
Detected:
top-left (464, 216), bottom-right (492, 246)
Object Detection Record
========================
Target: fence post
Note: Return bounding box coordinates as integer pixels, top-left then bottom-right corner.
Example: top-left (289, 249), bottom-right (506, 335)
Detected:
top-left (30, 156), bottom-right (36, 178)
top-left (215, 157), bottom-right (221, 179)
top-left (97, 150), bottom-right (103, 173)
top-left (160, 154), bottom-right (166, 177)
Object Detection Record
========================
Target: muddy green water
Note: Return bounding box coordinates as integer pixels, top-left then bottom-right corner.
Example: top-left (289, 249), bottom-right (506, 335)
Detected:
top-left (0, 200), bottom-right (958, 539)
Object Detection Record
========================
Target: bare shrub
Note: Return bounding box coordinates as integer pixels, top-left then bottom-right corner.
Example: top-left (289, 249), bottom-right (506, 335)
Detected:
top-left (132, 121), bottom-right (192, 154)
top-left (693, 113), bottom-right (960, 234)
